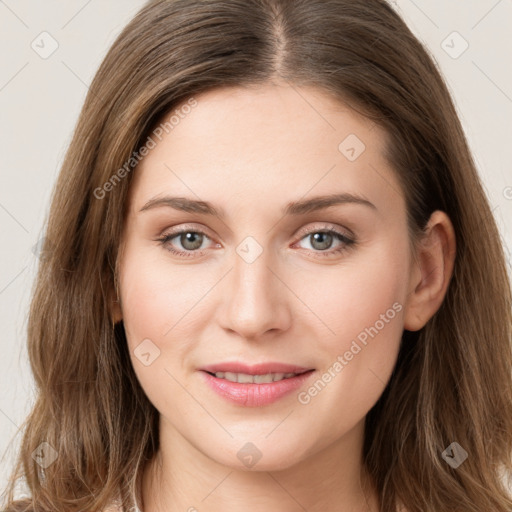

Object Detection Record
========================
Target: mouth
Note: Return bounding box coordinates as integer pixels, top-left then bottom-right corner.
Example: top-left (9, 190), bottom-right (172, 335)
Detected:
top-left (200, 361), bottom-right (314, 380)
top-left (198, 362), bottom-right (315, 407)
top-left (203, 369), bottom-right (312, 384)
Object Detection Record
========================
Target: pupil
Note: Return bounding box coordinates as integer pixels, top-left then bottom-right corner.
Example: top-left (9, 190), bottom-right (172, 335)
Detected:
top-left (311, 232), bottom-right (332, 251)
top-left (181, 232), bottom-right (203, 250)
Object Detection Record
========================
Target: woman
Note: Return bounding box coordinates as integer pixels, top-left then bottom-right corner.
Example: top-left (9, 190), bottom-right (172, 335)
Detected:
top-left (2, 0), bottom-right (511, 511)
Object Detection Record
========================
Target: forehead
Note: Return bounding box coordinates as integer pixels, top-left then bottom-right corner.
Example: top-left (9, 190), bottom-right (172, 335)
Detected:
top-left (128, 83), bottom-right (402, 216)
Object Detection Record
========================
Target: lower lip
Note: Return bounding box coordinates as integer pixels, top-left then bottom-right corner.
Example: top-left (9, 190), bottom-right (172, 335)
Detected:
top-left (200, 370), bottom-right (315, 407)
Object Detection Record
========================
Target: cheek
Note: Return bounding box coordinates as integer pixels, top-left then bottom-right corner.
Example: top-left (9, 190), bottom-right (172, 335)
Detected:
top-left (119, 228), bottom-right (409, 422)
top-left (301, 238), bottom-right (408, 349)
top-left (119, 244), bottom-right (210, 340)
top-left (118, 247), bottom-right (217, 412)
top-left (293, 237), bottom-right (408, 421)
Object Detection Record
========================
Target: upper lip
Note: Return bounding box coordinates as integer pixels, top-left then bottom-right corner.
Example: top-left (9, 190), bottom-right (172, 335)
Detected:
top-left (200, 362), bottom-right (314, 375)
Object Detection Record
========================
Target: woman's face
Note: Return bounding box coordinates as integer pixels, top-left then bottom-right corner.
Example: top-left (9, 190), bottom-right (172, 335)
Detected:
top-left (117, 83), bottom-right (416, 471)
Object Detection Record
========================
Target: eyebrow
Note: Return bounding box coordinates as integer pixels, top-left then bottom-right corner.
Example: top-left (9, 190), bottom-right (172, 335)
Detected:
top-left (139, 193), bottom-right (377, 217)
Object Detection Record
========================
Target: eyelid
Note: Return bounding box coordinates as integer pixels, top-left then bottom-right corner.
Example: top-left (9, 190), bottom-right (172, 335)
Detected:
top-left (294, 222), bottom-right (354, 240)
top-left (160, 222), bottom-right (216, 240)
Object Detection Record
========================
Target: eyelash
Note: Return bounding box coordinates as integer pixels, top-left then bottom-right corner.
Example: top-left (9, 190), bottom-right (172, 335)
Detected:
top-left (156, 224), bottom-right (356, 259)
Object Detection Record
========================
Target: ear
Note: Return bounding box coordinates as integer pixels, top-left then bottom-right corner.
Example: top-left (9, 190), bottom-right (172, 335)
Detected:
top-left (403, 210), bottom-right (456, 331)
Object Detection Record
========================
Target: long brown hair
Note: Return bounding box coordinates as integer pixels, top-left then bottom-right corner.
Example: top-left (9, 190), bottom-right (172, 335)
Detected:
top-left (2, 0), bottom-right (511, 510)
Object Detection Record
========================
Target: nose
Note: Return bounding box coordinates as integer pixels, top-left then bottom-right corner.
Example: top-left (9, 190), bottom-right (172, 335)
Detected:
top-left (216, 243), bottom-right (292, 341)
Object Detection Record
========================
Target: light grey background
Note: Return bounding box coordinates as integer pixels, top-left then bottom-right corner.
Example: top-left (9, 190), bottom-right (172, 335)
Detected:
top-left (1, 0), bottom-right (511, 496)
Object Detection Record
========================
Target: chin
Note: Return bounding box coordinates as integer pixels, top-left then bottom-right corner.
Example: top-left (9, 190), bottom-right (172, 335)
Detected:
top-left (205, 438), bottom-right (311, 473)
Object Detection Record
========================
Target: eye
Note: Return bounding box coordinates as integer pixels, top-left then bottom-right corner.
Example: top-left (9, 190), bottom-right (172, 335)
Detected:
top-left (157, 226), bottom-right (216, 258)
top-left (156, 223), bottom-right (356, 259)
top-left (293, 224), bottom-right (356, 258)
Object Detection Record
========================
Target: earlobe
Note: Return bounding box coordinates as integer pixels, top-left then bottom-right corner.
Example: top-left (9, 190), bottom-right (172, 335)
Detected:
top-left (403, 210), bottom-right (456, 331)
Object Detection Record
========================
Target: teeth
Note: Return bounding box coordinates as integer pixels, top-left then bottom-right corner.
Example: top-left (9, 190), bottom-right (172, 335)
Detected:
top-left (254, 374), bottom-right (274, 383)
top-left (213, 371), bottom-right (298, 383)
top-left (237, 373), bottom-right (254, 383)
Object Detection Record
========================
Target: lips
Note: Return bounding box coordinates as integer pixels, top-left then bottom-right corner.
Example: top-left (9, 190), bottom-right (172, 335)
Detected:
top-left (200, 361), bottom-right (313, 375)
top-left (198, 361), bottom-right (315, 407)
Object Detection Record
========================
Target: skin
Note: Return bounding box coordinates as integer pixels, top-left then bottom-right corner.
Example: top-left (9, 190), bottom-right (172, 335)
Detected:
top-left (113, 82), bottom-right (456, 512)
